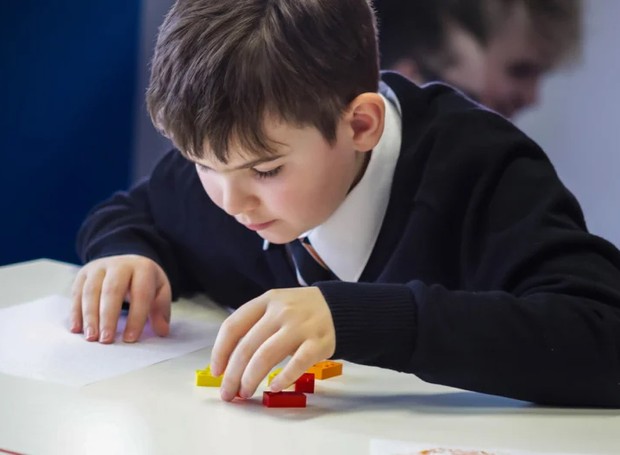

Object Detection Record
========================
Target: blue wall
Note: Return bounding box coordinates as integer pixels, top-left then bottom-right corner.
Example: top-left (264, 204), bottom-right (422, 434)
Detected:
top-left (0, 1), bottom-right (141, 265)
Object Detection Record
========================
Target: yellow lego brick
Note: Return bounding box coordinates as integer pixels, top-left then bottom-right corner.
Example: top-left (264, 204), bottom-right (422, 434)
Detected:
top-left (306, 360), bottom-right (343, 380)
top-left (267, 367), bottom-right (283, 386)
top-left (195, 364), bottom-right (223, 387)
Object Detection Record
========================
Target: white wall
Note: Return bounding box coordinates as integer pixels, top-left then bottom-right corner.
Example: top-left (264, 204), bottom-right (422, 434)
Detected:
top-left (517, 0), bottom-right (620, 247)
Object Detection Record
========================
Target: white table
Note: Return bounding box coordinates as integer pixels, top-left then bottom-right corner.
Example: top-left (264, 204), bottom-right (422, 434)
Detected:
top-left (1, 259), bottom-right (619, 455)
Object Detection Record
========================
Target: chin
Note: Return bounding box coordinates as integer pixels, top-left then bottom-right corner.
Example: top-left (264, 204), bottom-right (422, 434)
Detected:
top-left (258, 230), bottom-right (299, 245)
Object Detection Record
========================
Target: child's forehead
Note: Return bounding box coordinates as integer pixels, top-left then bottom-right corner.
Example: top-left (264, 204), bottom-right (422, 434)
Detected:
top-left (197, 137), bottom-right (285, 169)
top-left (201, 119), bottom-right (318, 161)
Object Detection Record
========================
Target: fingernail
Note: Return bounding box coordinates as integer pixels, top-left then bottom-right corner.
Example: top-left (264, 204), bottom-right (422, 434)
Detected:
top-left (237, 387), bottom-right (249, 399)
top-left (220, 388), bottom-right (234, 401)
top-left (269, 381), bottom-right (281, 393)
top-left (99, 330), bottom-right (109, 342)
top-left (124, 330), bottom-right (137, 342)
top-left (85, 327), bottom-right (95, 340)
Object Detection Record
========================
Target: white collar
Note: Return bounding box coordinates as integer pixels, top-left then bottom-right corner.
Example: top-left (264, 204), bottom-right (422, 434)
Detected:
top-left (306, 90), bottom-right (402, 282)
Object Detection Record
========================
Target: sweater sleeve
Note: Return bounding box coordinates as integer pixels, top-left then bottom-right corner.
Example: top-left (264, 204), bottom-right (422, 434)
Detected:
top-left (76, 150), bottom-right (196, 298)
top-left (318, 111), bottom-right (620, 407)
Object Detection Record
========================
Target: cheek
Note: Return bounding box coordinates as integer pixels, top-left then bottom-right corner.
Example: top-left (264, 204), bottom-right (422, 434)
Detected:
top-left (486, 66), bottom-right (511, 97)
top-left (267, 166), bottom-right (338, 223)
top-left (299, 157), bottom-right (351, 213)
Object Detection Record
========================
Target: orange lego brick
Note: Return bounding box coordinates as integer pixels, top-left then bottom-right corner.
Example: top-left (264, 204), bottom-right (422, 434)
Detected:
top-left (306, 360), bottom-right (342, 380)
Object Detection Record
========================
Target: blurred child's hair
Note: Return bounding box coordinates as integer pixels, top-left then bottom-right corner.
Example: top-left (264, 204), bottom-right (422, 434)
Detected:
top-left (376, 0), bottom-right (581, 77)
top-left (147, 0), bottom-right (379, 162)
top-left (478, 0), bottom-right (582, 67)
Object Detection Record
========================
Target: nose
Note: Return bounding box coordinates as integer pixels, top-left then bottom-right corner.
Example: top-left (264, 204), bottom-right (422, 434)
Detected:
top-left (221, 178), bottom-right (257, 216)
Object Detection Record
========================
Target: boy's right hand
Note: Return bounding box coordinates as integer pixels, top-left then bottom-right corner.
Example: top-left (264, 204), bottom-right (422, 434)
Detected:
top-left (71, 255), bottom-right (172, 344)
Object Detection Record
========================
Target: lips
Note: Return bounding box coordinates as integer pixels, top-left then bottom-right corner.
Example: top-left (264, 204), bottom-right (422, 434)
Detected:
top-left (244, 220), bottom-right (275, 231)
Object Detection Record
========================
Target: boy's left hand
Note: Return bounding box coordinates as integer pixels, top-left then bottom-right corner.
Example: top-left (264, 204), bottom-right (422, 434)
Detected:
top-left (210, 287), bottom-right (335, 401)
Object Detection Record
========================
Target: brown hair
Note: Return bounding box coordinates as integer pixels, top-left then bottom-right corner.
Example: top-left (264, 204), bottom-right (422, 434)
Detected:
top-left (472, 0), bottom-right (582, 66)
top-left (147, 0), bottom-right (379, 162)
top-left (376, 0), bottom-right (581, 76)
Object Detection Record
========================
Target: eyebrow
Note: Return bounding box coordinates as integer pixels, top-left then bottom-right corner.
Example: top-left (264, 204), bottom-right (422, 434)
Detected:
top-left (197, 155), bottom-right (283, 172)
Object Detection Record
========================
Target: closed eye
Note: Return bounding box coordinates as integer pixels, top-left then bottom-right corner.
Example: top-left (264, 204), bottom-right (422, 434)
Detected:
top-left (253, 166), bottom-right (282, 179)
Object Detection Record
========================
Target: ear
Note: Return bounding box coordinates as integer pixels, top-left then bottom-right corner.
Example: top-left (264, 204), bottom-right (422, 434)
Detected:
top-left (345, 92), bottom-right (385, 153)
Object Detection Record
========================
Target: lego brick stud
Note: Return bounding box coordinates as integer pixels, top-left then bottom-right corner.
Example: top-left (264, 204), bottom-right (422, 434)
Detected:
top-left (306, 360), bottom-right (343, 380)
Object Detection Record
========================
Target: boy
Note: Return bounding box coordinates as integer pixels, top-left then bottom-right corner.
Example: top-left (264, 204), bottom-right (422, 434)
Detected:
top-left (73, 0), bottom-right (620, 407)
top-left (376, 0), bottom-right (581, 118)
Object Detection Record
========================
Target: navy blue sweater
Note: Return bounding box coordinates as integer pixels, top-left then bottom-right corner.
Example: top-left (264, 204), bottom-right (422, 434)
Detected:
top-left (78, 73), bottom-right (620, 407)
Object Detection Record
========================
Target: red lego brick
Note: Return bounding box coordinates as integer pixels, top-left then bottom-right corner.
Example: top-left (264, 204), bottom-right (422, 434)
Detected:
top-left (262, 391), bottom-right (307, 408)
top-left (294, 372), bottom-right (315, 393)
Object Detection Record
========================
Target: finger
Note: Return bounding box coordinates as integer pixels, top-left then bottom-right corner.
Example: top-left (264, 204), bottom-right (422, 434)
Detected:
top-left (70, 271), bottom-right (86, 333)
top-left (219, 315), bottom-right (280, 401)
top-left (239, 329), bottom-right (300, 398)
top-left (81, 268), bottom-right (106, 341)
top-left (269, 341), bottom-right (319, 393)
top-left (98, 268), bottom-right (132, 343)
top-left (210, 295), bottom-right (267, 377)
top-left (123, 267), bottom-right (155, 343)
top-left (149, 273), bottom-right (171, 337)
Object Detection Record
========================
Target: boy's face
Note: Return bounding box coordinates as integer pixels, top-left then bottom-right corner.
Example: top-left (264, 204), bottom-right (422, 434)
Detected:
top-left (480, 6), bottom-right (552, 118)
top-left (482, 2), bottom-right (558, 117)
top-left (193, 118), bottom-right (367, 244)
top-left (439, 5), bottom-right (554, 119)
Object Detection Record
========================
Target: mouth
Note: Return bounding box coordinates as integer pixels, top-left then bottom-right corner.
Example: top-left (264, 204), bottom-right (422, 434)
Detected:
top-left (243, 220), bottom-right (276, 231)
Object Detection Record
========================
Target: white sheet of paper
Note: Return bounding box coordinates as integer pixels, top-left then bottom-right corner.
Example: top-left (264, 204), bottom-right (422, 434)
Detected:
top-left (0, 295), bottom-right (218, 386)
top-left (370, 439), bottom-right (586, 455)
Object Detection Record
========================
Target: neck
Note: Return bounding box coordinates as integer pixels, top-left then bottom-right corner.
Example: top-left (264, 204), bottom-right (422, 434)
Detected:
top-left (349, 150), bottom-right (372, 192)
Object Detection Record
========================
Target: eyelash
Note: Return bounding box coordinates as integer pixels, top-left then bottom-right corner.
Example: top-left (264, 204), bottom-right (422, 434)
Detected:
top-left (196, 163), bottom-right (282, 179)
top-left (253, 166), bottom-right (282, 179)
